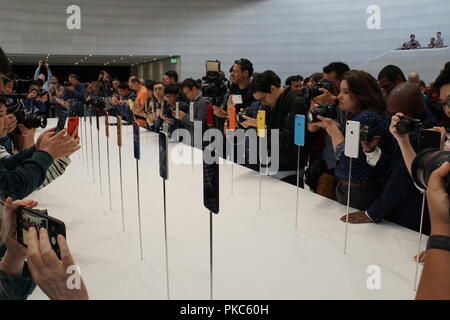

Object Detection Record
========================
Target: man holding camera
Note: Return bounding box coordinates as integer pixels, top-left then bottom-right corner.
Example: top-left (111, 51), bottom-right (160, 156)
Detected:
top-left (22, 80), bottom-right (48, 115)
top-left (247, 70), bottom-right (309, 185)
top-left (63, 74), bottom-right (85, 116)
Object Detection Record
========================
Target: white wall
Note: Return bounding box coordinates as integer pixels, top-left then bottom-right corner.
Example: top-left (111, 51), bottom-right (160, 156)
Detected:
top-left (1, 0), bottom-right (449, 82)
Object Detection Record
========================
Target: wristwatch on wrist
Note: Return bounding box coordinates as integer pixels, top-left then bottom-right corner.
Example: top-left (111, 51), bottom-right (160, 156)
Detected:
top-left (426, 236), bottom-right (450, 252)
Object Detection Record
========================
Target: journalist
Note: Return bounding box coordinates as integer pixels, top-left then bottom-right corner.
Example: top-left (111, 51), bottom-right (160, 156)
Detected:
top-left (340, 83), bottom-right (437, 232)
top-left (248, 70), bottom-right (309, 185)
top-left (315, 70), bottom-right (392, 210)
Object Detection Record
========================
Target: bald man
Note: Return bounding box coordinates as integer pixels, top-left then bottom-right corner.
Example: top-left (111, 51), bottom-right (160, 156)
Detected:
top-left (340, 82), bottom-right (437, 234)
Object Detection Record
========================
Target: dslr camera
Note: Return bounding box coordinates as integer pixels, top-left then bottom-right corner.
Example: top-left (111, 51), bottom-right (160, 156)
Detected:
top-left (201, 60), bottom-right (228, 105)
top-left (412, 149), bottom-right (450, 194)
top-left (5, 101), bottom-right (47, 129)
top-left (395, 116), bottom-right (442, 151)
top-left (300, 79), bottom-right (336, 104)
top-left (307, 99), bottom-right (339, 123)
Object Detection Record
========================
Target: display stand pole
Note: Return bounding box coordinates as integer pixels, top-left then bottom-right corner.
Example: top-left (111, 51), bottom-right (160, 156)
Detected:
top-left (210, 211), bottom-right (213, 300)
top-left (413, 193), bottom-right (427, 291)
top-left (295, 146), bottom-right (302, 229)
top-left (344, 158), bottom-right (353, 255)
top-left (106, 125), bottom-right (112, 210)
top-left (119, 146), bottom-right (125, 231)
top-left (84, 111), bottom-right (89, 173)
top-left (136, 159), bottom-right (143, 260)
top-left (89, 113), bottom-right (95, 183)
top-left (162, 180), bottom-right (170, 300)
top-left (96, 116), bottom-right (103, 195)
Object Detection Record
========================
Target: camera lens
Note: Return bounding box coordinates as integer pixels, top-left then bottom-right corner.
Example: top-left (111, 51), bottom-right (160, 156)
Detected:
top-left (412, 149), bottom-right (450, 191)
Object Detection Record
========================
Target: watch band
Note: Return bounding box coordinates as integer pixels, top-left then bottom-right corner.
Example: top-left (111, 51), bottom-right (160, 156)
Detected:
top-left (426, 236), bottom-right (450, 252)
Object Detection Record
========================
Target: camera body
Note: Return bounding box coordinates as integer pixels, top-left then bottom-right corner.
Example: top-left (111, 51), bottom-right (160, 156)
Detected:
top-left (360, 127), bottom-right (375, 143)
top-left (300, 79), bottom-right (335, 104)
top-left (307, 99), bottom-right (339, 123)
top-left (396, 116), bottom-right (441, 151)
top-left (6, 102), bottom-right (47, 129)
top-left (396, 116), bottom-right (422, 135)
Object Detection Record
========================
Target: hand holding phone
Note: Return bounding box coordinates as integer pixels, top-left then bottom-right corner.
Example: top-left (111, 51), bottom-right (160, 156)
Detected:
top-left (56, 112), bottom-right (68, 133)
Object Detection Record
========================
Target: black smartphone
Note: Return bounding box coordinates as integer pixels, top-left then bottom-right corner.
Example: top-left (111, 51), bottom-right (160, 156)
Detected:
top-left (418, 129), bottom-right (441, 151)
top-left (203, 148), bottom-right (219, 214)
top-left (16, 207), bottom-right (66, 259)
top-left (56, 111), bottom-right (68, 133)
top-left (159, 131), bottom-right (169, 180)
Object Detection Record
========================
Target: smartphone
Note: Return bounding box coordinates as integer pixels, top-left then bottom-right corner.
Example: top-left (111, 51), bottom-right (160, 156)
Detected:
top-left (104, 111), bottom-right (110, 138)
top-left (95, 108), bottom-right (100, 131)
top-left (207, 105), bottom-right (214, 126)
top-left (175, 102), bottom-right (180, 119)
top-left (345, 120), bottom-right (361, 159)
top-left (228, 106), bottom-right (236, 130)
top-left (206, 60), bottom-right (221, 73)
top-left (16, 207), bottom-right (66, 259)
top-left (257, 110), bottom-right (266, 137)
top-left (232, 95), bottom-right (243, 105)
top-left (159, 132), bottom-right (169, 180)
top-left (56, 112), bottom-right (68, 133)
top-left (294, 115), bottom-right (306, 147)
top-left (67, 117), bottom-right (80, 137)
top-left (418, 129), bottom-right (441, 151)
top-left (189, 102), bottom-right (194, 122)
top-left (133, 122), bottom-right (140, 160)
top-left (117, 116), bottom-right (123, 147)
top-left (128, 99), bottom-right (134, 111)
top-left (203, 151), bottom-right (219, 214)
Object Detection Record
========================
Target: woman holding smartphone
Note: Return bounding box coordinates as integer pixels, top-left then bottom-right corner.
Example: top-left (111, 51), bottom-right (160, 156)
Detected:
top-left (314, 70), bottom-right (392, 210)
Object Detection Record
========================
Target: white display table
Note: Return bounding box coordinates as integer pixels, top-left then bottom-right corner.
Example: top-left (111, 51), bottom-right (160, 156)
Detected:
top-left (28, 118), bottom-right (423, 300)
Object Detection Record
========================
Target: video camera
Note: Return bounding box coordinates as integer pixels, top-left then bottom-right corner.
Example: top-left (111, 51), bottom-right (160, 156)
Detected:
top-left (201, 60), bottom-right (228, 105)
top-left (300, 79), bottom-right (336, 104)
top-left (412, 149), bottom-right (450, 194)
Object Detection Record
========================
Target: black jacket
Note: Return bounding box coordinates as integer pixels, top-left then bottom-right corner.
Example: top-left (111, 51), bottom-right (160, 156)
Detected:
top-left (266, 90), bottom-right (309, 172)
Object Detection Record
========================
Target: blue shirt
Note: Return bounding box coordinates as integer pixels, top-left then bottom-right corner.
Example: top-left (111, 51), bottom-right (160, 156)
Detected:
top-left (334, 110), bottom-right (391, 184)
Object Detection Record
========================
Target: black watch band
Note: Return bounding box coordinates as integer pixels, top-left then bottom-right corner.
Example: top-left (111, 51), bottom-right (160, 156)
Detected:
top-left (426, 236), bottom-right (450, 252)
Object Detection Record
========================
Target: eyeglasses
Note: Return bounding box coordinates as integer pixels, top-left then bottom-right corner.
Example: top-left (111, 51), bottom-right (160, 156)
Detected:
top-left (440, 99), bottom-right (450, 108)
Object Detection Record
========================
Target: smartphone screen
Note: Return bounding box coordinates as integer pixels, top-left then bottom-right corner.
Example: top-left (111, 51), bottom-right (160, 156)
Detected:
top-left (228, 106), bottom-right (236, 130)
top-left (257, 110), bottom-right (266, 137)
top-left (203, 153), bottom-right (219, 214)
top-left (95, 108), bottom-right (100, 131)
top-left (67, 117), bottom-right (80, 137)
top-left (104, 111), bottom-right (110, 137)
top-left (16, 207), bottom-right (66, 259)
top-left (207, 105), bottom-right (213, 126)
top-left (295, 115), bottom-right (305, 146)
top-left (56, 112), bottom-right (68, 133)
top-left (133, 122), bottom-right (140, 160)
top-left (159, 132), bottom-right (169, 180)
top-left (117, 116), bottom-right (123, 147)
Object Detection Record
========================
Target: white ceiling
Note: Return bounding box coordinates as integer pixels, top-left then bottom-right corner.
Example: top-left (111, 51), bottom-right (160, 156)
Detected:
top-left (6, 54), bottom-right (171, 66)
